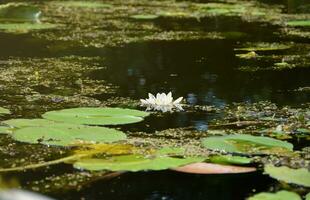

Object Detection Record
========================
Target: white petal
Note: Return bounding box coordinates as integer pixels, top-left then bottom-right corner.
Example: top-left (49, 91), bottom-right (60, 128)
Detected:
top-left (148, 93), bottom-right (155, 99)
top-left (140, 99), bottom-right (148, 104)
top-left (173, 97), bottom-right (183, 104)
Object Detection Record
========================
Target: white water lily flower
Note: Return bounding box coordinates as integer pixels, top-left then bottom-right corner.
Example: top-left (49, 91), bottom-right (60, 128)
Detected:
top-left (140, 92), bottom-right (183, 112)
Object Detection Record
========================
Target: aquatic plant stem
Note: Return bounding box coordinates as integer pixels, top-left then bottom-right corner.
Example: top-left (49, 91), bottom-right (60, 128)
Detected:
top-left (0, 154), bottom-right (83, 173)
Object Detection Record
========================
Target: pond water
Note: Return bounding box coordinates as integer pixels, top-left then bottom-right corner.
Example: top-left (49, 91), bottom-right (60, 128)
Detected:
top-left (0, 0), bottom-right (309, 200)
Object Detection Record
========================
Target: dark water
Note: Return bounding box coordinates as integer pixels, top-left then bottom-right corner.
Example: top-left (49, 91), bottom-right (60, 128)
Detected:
top-left (0, 0), bottom-right (309, 199)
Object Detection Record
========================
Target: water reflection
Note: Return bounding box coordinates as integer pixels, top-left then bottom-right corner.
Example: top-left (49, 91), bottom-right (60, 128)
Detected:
top-left (91, 40), bottom-right (310, 107)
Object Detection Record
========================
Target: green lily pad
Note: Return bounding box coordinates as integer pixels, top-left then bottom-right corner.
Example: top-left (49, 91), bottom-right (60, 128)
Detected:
top-left (248, 190), bottom-right (301, 200)
top-left (0, 126), bottom-right (12, 134)
top-left (156, 147), bottom-right (185, 156)
top-left (264, 165), bottom-right (310, 187)
top-left (0, 107), bottom-right (10, 115)
top-left (130, 14), bottom-right (159, 20)
top-left (306, 193), bottom-right (310, 200)
top-left (0, 23), bottom-right (57, 33)
top-left (12, 125), bottom-right (126, 146)
top-left (3, 118), bottom-right (73, 128)
top-left (74, 154), bottom-right (204, 172)
top-left (0, 3), bottom-right (41, 22)
top-left (42, 107), bottom-right (149, 125)
top-left (201, 134), bottom-right (293, 154)
top-left (287, 20), bottom-right (310, 27)
top-left (209, 155), bottom-right (252, 165)
top-left (51, 1), bottom-right (113, 8)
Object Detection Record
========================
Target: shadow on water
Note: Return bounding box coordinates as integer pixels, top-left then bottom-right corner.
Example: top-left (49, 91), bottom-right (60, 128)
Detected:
top-left (58, 170), bottom-right (274, 200)
top-left (90, 40), bottom-right (310, 106)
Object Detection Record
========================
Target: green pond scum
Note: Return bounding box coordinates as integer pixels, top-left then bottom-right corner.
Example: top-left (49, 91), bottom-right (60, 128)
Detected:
top-left (0, 0), bottom-right (309, 199)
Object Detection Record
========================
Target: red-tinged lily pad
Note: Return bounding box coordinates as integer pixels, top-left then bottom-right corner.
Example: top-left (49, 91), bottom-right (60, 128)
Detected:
top-left (172, 162), bottom-right (256, 174)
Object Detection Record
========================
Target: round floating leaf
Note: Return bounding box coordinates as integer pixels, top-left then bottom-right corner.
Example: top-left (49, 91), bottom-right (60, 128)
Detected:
top-left (172, 162), bottom-right (256, 174)
top-left (264, 165), bottom-right (310, 187)
top-left (0, 23), bottom-right (57, 33)
top-left (248, 190), bottom-right (301, 200)
top-left (130, 14), bottom-right (159, 20)
top-left (3, 119), bottom-right (73, 128)
top-left (0, 126), bottom-right (12, 134)
top-left (42, 107), bottom-right (149, 125)
top-left (306, 193), bottom-right (310, 200)
top-left (74, 154), bottom-right (204, 172)
top-left (201, 134), bottom-right (293, 154)
top-left (0, 107), bottom-right (10, 115)
top-left (0, 3), bottom-right (41, 22)
top-left (209, 155), bottom-right (252, 165)
top-left (287, 20), bottom-right (310, 27)
top-left (12, 125), bottom-right (126, 146)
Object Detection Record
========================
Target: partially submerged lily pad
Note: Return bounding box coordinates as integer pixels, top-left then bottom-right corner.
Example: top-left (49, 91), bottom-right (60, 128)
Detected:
top-left (201, 134), bottom-right (293, 154)
top-left (0, 3), bottom-right (41, 22)
top-left (42, 107), bottom-right (149, 125)
top-left (12, 125), bottom-right (126, 146)
top-left (172, 162), bottom-right (256, 174)
top-left (248, 190), bottom-right (301, 200)
top-left (264, 165), bottom-right (310, 187)
top-left (74, 154), bottom-right (204, 172)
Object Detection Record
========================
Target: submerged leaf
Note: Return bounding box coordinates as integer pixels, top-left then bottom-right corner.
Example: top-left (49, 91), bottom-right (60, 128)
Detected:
top-left (74, 154), bottom-right (204, 172)
top-left (264, 165), bottom-right (310, 187)
top-left (42, 107), bottom-right (149, 125)
top-left (248, 190), bottom-right (301, 200)
top-left (172, 162), bottom-right (256, 174)
top-left (201, 134), bottom-right (293, 154)
top-left (12, 125), bottom-right (126, 146)
top-left (0, 3), bottom-right (41, 22)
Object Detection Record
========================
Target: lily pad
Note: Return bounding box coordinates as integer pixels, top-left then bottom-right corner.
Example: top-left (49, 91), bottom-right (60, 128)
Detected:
top-left (0, 3), bottom-right (41, 22)
top-left (0, 23), bottom-right (57, 33)
top-left (172, 162), bottom-right (256, 174)
top-left (287, 20), bottom-right (310, 27)
top-left (42, 107), bottom-right (149, 125)
top-left (12, 125), bottom-right (126, 146)
top-left (201, 134), bottom-right (293, 154)
top-left (130, 14), bottom-right (159, 20)
top-left (264, 165), bottom-right (310, 187)
top-left (209, 155), bottom-right (252, 165)
top-left (74, 154), bottom-right (204, 172)
top-left (0, 126), bottom-right (12, 134)
top-left (0, 107), bottom-right (10, 115)
top-left (3, 119), bottom-right (72, 128)
top-left (306, 193), bottom-right (310, 200)
top-left (248, 190), bottom-right (301, 200)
